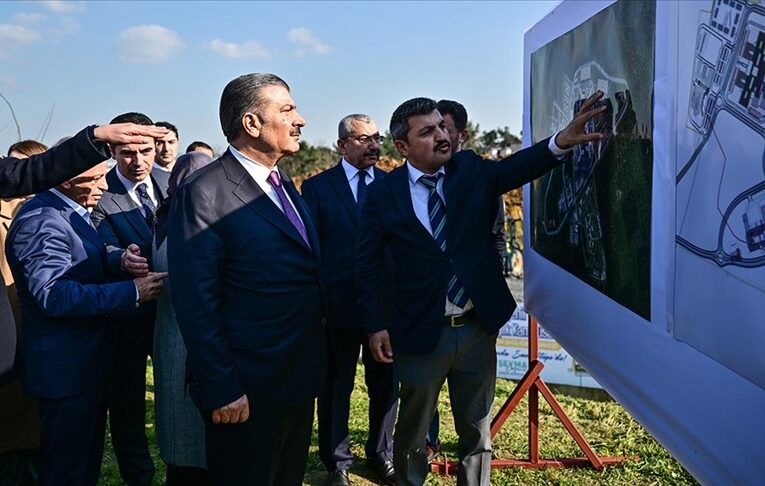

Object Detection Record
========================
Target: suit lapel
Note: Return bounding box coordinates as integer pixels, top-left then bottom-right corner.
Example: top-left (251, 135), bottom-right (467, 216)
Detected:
top-left (108, 170), bottom-right (154, 244)
top-left (222, 153), bottom-right (313, 254)
top-left (443, 161), bottom-right (465, 241)
top-left (390, 166), bottom-right (442, 252)
top-left (329, 162), bottom-right (359, 226)
top-left (40, 191), bottom-right (104, 249)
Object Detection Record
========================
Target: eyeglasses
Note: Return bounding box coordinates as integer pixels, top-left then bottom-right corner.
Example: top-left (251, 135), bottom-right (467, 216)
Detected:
top-left (344, 134), bottom-right (384, 144)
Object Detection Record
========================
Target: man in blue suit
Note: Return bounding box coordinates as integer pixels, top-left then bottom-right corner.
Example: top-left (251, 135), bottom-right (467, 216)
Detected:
top-left (356, 94), bottom-right (605, 485)
top-left (302, 114), bottom-right (397, 486)
top-left (91, 112), bottom-right (168, 486)
top-left (6, 161), bottom-right (166, 485)
top-left (168, 73), bottom-right (327, 485)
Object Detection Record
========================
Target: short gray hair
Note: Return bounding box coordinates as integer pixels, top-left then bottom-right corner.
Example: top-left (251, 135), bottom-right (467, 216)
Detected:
top-left (219, 73), bottom-right (290, 142)
top-left (338, 114), bottom-right (373, 139)
top-left (389, 97), bottom-right (437, 142)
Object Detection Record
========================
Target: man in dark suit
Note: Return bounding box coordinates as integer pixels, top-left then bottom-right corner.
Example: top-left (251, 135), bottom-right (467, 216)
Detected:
top-left (424, 99), bottom-right (510, 459)
top-left (356, 94), bottom-right (605, 485)
top-left (6, 160), bottom-right (165, 485)
top-left (168, 73), bottom-right (327, 485)
top-left (302, 114), bottom-right (397, 486)
top-left (91, 112), bottom-right (168, 485)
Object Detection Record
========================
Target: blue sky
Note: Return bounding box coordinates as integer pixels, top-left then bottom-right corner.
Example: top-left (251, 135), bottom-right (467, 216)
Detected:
top-left (0, 0), bottom-right (558, 153)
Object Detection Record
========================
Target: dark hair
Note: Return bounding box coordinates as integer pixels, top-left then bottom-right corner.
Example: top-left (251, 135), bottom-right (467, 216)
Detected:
top-left (389, 97), bottom-right (437, 142)
top-left (110, 112), bottom-right (154, 126)
top-left (186, 141), bottom-right (213, 154)
top-left (219, 73), bottom-right (290, 143)
top-left (8, 139), bottom-right (48, 157)
top-left (155, 121), bottom-right (178, 139)
top-left (436, 99), bottom-right (468, 132)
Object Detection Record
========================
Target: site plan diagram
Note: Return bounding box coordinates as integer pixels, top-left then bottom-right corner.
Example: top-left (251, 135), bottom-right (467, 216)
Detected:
top-left (530, 0), bottom-right (655, 320)
top-left (675, 0), bottom-right (765, 388)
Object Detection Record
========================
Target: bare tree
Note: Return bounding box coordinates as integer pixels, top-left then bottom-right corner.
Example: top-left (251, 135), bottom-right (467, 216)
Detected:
top-left (0, 91), bottom-right (21, 141)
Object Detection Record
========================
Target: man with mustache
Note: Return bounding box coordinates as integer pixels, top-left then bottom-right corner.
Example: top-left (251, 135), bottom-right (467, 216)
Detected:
top-left (152, 121), bottom-right (179, 191)
top-left (356, 94), bottom-right (606, 485)
top-left (168, 73), bottom-right (327, 485)
top-left (302, 115), bottom-right (397, 486)
top-left (91, 112), bottom-right (168, 486)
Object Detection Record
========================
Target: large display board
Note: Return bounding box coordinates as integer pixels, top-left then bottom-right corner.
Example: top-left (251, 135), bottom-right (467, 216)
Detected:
top-left (523, 1), bottom-right (765, 483)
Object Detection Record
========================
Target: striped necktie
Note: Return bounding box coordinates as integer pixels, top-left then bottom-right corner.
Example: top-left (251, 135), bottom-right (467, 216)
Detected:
top-left (419, 174), bottom-right (469, 308)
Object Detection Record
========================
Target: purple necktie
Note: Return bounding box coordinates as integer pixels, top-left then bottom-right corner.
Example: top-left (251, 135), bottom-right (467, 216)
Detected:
top-left (266, 170), bottom-right (311, 249)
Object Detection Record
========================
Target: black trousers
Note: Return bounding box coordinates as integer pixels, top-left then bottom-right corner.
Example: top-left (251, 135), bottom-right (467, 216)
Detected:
top-left (37, 384), bottom-right (108, 486)
top-left (204, 400), bottom-right (314, 485)
top-left (108, 321), bottom-right (154, 486)
top-left (318, 327), bottom-right (398, 472)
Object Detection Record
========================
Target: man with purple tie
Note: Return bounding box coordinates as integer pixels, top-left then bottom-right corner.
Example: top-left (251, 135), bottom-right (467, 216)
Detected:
top-left (168, 73), bottom-right (327, 485)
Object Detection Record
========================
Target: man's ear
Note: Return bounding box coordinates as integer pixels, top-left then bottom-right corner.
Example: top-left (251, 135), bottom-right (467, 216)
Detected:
top-left (337, 138), bottom-right (347, 156)
top-left (60, 180), bottom-right (72, 190)
top-left (394, 139), bottom-right (409, 159)
top-left (242, 112), bottom-right (262, 139)
top-left (458, 130), bottom-right (468, 146)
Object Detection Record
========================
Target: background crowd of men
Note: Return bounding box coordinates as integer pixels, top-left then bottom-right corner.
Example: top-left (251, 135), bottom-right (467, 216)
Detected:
top-left (0, 72), bottom-right (603, 486)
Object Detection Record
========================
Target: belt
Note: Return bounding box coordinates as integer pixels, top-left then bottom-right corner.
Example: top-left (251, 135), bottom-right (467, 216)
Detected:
top-left (445, 309), bottom-right (475, 328)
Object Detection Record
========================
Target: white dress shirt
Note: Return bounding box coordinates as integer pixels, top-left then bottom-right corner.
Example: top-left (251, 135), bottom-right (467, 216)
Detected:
top-left (405, 162), bottom-right (473, 316)
top-left (228, 145), bottom-right (305, 226)
top-left (50, 188), bottom-right (94, 228)
top-left (340, 158), bottom-right (375, 202)
top-left (115, 166), bottom-right (159, 216)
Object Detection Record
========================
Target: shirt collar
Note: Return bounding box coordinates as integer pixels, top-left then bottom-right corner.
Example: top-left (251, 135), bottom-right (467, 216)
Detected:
top-left (115, 165), bottom-right (145, 194)
top-left (50, 188), bottom-right (92, 217)
top-left (340, 158), bottom-right (375, 183)
top-left (229, 144), bottom-right (275, 184)
top-left (406, 161), bottom-right (445, 186)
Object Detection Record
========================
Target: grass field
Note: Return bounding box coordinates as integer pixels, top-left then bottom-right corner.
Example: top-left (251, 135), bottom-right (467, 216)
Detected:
top-left (97, 360), bottom-right (696, 485)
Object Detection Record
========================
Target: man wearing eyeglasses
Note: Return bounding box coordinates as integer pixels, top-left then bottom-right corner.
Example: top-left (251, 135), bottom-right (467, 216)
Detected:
top-left (302, 115), bottom-right (397, 486)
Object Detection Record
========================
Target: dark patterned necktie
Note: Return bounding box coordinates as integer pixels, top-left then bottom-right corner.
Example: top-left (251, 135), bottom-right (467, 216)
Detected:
top-left (419, 174), bottom-right (469, 308)
top-left (356, 170), bottom-right (368, 207)
top-left (136, 183), bottom-right (156, 229)
top-left (266, 170), bottom-right (311, 249)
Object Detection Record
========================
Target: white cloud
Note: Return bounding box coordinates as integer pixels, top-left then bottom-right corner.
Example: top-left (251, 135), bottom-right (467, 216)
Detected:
top-left (287, 27), bottom-right (331, 55)
top-left (208, 38), bottom-right (271, 60)
top-left (13, 13), bottom-right (47, 25)
top-left (117, 25), bottom-right (185, 64)
top-left (36, 1), bottom-right (86, 14)
top-left (0, 24), bottom-right (42, 57)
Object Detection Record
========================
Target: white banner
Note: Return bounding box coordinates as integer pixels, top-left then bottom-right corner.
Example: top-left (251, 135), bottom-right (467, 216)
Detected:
top-left (496, 304), bottom-right (601, 389)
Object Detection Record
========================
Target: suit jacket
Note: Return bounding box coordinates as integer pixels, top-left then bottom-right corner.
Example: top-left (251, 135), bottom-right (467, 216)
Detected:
top-left (302, 162), bottom-right (394, 330)
top-left (355, 139), bottom-right (562, 356)
top-left (168, 150), bottom-right (327, 411)
top-left (151, 165), bottom-right (171, 194)
top-left (91, 169), bottom-right (167, 337)
top-left (6, 191), bottom-right (137, 398)
top-left (0, 126), bottom-right (110, 383)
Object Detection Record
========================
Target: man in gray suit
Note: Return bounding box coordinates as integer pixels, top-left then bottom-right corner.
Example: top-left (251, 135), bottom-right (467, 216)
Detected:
top-left (91, 112), bottom-right (168, 486)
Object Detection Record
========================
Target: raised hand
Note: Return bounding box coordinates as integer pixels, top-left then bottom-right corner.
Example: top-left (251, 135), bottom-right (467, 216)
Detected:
top-left (555, 90), bottom-right (607, 150)
top-left (93, 123), bottom-right (169, 146)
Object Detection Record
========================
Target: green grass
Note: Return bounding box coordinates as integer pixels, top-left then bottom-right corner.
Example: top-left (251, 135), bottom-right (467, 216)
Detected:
top-left (98, 361), bottom-right (696, 485)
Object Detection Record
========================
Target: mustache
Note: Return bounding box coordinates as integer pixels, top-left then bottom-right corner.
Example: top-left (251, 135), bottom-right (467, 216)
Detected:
top-left (435, 141), bottom-right (451, 152)
top-left (364, 149), bottom-right (380, 157)
top-left (290, 128), bottom-right (302, 136)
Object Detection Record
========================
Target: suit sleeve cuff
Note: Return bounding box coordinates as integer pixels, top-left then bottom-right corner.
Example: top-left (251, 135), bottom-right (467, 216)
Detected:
top-left (548, 132), bottom-right (573, 159)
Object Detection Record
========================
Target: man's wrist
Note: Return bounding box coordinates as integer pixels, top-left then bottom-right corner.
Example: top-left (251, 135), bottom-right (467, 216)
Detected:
top-left (549, 131), bottom-right (573, 159)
